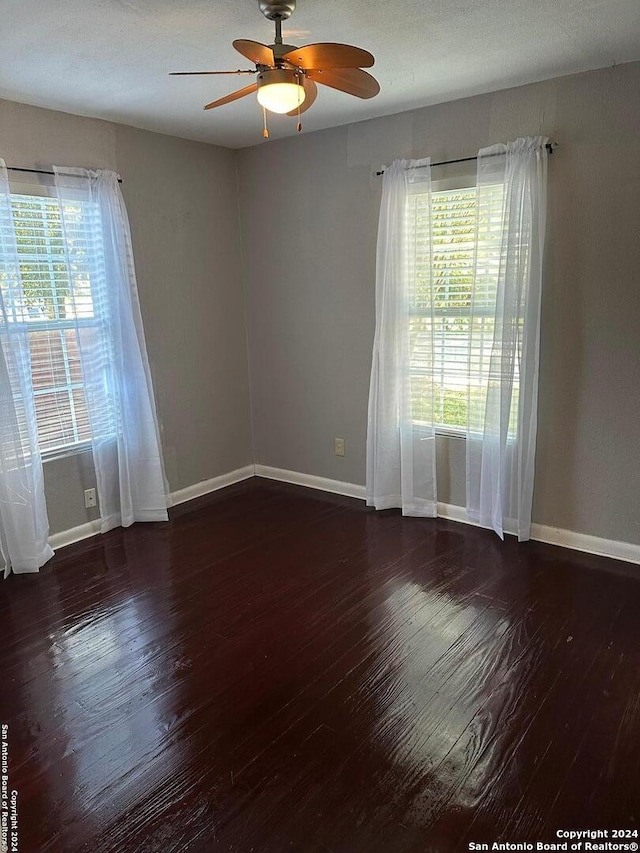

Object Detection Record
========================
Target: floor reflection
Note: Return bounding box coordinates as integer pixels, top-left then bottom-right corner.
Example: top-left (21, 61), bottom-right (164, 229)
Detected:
top-left (43, 527), bottom-right (185, 845)
top-left (358, 519), bottom-right (536, 830)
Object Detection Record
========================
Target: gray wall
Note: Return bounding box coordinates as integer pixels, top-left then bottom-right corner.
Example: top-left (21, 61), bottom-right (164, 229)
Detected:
top-left (0, 99), bottom-right (253, 533)
top-left (2, 62), bottom-right (639, 547)
top-left (238, 62), bottom-right (640, 546)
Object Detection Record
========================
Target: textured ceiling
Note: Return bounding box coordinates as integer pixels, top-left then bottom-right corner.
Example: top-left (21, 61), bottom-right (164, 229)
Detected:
top-left (1, 0), bottom-right (639, 149)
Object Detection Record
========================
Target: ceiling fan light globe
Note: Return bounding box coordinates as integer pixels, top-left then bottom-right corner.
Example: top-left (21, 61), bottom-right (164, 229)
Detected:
top-left (257, 68), bottom-right (306, 114)
top-left (257, 82), bottom-right (305, 113)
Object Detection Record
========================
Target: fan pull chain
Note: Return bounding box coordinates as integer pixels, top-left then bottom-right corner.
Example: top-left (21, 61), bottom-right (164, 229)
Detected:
top-left (296, 74), bottom-right (303, 132)
top-left (262, 106), bottom-right (269, 139)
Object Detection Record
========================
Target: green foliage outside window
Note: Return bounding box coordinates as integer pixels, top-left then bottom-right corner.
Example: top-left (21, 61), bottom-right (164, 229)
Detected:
top-left (10, 198), bottom-right (70, 319)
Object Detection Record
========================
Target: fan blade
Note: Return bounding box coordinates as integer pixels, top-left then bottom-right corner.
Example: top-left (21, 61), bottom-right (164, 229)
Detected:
top-left (306, 68), bottom-right (379, 99)
top-left (282, 43), bottom-right (374, 69)
top-left (286, 78), bottom-right (318, 115)
top-left (233, 39), bottom-right (274, 66)
top-left (170, 70), bottom-right (256, 76)
top-left (203, 83), bottom-right (258, 110)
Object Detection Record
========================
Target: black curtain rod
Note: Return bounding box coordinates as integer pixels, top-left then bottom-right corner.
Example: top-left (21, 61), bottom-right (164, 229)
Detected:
top-left (375, 142), bottom-right (556, 176)
top-left (5, 166), bottom-right (123, 184)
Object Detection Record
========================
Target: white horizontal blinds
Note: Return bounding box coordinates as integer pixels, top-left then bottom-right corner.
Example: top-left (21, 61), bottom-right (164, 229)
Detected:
top-left (0, 160), bottom-right (54, 575)
top-left (409, 186), bottom-right (479, 431)
top-left (0, 194), bottom-right (34, 460)
top-left (11, 195), bottom-right (89, 452)
top-left (402, 160), bottom-right (437, 514)
top-left (467, 178), bottom-right (519, 438)
top-left (407, 181), bottom-right (435, 428)
top-left (9, 194), bottom-right (115, 453)
top-left (56, 191), bottom-right (119, 447)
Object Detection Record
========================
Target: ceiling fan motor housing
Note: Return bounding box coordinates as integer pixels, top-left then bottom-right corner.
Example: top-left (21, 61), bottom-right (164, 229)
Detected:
top-left (257, 68), bottom-right (302, 87)
top-left (258, 0), bottom-right (296, 20)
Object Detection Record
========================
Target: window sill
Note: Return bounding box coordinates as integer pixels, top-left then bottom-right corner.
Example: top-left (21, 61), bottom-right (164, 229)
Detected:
top-left (41, 441), bottom-right (93, 464)
top-left (435, 428), bottom-right (466, 440)
top-left (413, 421), bottom-right (467, 439)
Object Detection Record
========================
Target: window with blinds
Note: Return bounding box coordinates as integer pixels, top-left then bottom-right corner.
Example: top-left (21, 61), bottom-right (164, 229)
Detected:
top-left (409, 185), bottom-right (478, 432)
top-left (408, 182), bottom-right (517, 435)
top-left (7, 193), bottom-right (107, 454)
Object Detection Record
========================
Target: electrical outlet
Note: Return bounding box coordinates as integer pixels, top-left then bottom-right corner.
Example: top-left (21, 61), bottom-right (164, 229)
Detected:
top-left (334, 437), bottom-right (345, 457)
top-left (84, 488), bottom-right (97, 508)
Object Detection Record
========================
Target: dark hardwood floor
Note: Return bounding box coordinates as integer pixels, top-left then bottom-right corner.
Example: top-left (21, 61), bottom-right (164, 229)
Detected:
top-left (2, 478), bottom-right (640, 852)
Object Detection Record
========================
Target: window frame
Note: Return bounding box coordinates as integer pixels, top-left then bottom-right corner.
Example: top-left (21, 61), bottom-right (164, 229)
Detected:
top-left (6, 180), bottom-right (102, 462)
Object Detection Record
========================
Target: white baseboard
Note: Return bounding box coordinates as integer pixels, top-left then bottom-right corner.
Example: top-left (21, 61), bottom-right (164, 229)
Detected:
top-left (255, 466), bottom-right (640, 567)
top-left (170, 465), bottom-right (255, 506)
top-left (48, 464), bottom-right (256, 551)
top-left (48, 463), bottom-right (640, 567)
top-left (435, 501), bottom-right (640, 565)
top-left (49, 519), bottom-right (103, 550)
top-left (254, 464), bottom-right (366, 500)
top-left (528, 523), bottom-right (640, 566)
top-left (436, 501), bottom-right (479, 526)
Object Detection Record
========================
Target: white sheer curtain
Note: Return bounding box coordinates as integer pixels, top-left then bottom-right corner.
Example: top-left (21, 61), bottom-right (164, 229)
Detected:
top-left (366, 158), bottom-right (437, 516)
top-left (0, 160), bottom-right (54, 577)
top-left (54, 168), bottom-right (169, 533)
top-left (466, 137), bottom-right (549, 540)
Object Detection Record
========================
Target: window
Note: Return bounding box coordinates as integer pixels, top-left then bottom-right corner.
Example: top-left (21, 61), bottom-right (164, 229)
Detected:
top-left (6, 192), bottom-right (113, 455)
top-left (408, 181), bottom-right (513, 435)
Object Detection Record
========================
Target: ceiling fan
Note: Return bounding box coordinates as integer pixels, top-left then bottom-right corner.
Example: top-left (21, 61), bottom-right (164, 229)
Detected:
top-left (170, 0), bottom-right (380, 136)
